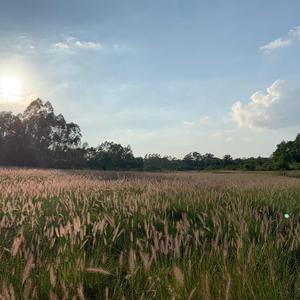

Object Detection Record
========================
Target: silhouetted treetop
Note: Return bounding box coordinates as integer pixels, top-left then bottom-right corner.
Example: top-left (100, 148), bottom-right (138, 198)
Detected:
top-left (0, 99), bottom-right (82, 167)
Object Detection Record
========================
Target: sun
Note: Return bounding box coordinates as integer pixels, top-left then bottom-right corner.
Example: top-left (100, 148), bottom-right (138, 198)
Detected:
top-left (0, 76), bottom-right (22, 103)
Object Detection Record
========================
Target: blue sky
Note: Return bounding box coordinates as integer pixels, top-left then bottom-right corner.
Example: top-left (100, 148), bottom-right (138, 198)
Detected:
top-left (0, 0), bottom-right (300, 158)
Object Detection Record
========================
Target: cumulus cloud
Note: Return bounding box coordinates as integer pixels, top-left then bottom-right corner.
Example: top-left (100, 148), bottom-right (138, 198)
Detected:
top-left (259, 25), bottom-right (300, 53)
top-left (53, 36), bottom-right (103, 50)
top-left (231, 80), bottom-right (300, 129)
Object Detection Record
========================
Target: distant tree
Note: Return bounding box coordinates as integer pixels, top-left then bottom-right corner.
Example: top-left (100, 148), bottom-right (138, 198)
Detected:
top-left (222, 154), bottom-right (233, 168)
top-left (183, 152), bottom-right (203, 170)
top-left (143, 154), bottom-right (161, 170)
top-left (272, 141), bottom-right (293, 170)
top-left (271, 134), bottom-right (300, 170)
top-left (88, 141), bottom-right (135, 170)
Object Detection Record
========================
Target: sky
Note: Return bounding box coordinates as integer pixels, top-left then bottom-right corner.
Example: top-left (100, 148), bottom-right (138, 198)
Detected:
top-left (0, 0), bottom-right (300, 158)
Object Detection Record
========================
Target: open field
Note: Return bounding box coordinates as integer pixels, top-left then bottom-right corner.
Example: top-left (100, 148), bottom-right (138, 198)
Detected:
top-left (1, 169), bottom-right (300, 299)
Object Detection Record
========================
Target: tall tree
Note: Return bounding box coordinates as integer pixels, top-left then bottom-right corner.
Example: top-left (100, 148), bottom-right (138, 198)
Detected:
top-left (0, 99), bottom-right (82, 167)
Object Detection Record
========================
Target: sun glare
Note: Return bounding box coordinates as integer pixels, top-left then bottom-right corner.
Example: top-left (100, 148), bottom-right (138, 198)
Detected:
top-left (0, 76), bottom-right (22, 103)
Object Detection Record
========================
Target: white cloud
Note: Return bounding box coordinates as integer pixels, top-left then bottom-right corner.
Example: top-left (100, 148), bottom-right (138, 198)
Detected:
top-left (231, 80), bottom-right (300, 129)
top-left (289, 26), bottom-right (300, 39)
top-left (112, 43), bottom-right (136, 53)
top-left (199, 116), bottom-right (211, 124)
top-left (53, 36), bottom-right (103, 51)
top-left (52, 37), bottom-right (136, 53)
top-left (260, 25), bottom-right (300, 53)
top-left (259, 38), bottom-right (291, 53)
top-left (183, 121), bottom-right (196, 127)
top-left (53, 42), bottom-right (70, 49)
top-left (183, 116), bottom-right (211, 127)
top-left (74, 40), bottom-right (103, 50)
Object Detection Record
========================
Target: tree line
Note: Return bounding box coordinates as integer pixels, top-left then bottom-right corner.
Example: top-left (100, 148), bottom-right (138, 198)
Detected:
top-left (0, 99), bottom-right (298, 171)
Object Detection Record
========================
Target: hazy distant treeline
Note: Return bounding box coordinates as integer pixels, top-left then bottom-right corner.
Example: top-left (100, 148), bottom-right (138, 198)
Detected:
top-left (0, 99), bottom-right (299, 171)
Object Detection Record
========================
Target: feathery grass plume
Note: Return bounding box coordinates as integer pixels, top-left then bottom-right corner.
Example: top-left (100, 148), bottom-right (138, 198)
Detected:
top-left (203, 273), bottom-right (211, 300)
top-left (60, 279), bottom-right (69, 299)
top-left (128, 248), bottom-right (136, 274)
top-left (49, 266), bottom-right (56, 287)
top-left (11, 233), bottom-right (24, 257)
top-left (225, 272), bottom-right (231, 300)
top-left (1, 281), bottom-right (10, 300)
top-left (1, 169), bottom-right (300, 298)
top-left (9, 284), bottom-right (15, 300)
top-left (22, 279), bottom-right (33, 300)
top-left (49, 290), bottom-right (58, 300)
top-left (105, 287), bottom-right (109, 300)
top-left (173, 266), bottom-right (184, 286)
top-left (77, 283), bottom-right (86, 300)
top-left (140, 251), bottom-right (152, 271)
top-left (86, 267), bottom-right (111, 276)
top-left (22, 253), bottom-right (34, 284)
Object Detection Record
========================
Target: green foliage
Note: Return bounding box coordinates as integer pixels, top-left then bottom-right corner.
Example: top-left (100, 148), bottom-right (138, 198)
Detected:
top-left (0, 99), bottom-right (82, 168)
top-left (272, 134), bottom-right (300, 170)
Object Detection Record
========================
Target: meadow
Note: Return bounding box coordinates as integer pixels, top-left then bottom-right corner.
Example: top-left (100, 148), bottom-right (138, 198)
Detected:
top-left (1, 169), bottom-right (300, 299)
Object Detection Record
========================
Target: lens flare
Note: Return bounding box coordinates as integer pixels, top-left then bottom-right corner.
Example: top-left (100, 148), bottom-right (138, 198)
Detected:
top-left (0, 76), bottom-right (22, 103)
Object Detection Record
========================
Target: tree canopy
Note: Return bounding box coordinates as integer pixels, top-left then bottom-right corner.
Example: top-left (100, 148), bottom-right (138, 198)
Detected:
top-left (272, 134), bottom-right (300, 170)
top-left (0, 99), bottom-right (82, 167)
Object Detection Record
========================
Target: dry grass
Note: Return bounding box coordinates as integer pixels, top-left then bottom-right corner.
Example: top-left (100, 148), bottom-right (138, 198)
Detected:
top-left (0, 168), bottom-right (300, 299)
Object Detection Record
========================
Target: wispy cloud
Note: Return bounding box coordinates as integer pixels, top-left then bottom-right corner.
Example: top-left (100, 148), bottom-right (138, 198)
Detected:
top-left (112, 43), bottom-right (136, 53)
top-left (208, 129), bottom-right (234, 144)
top-left (183, 116), bottom-right (211, 127)
top-left (52, 37), bottom-right (136, 54)
top-left (199, 116), bottom-right (211, 124)
top-left (259, 25), bottom-right (300, 53)
top-left (289, 26), bottom-right (300, 39)
top-left (259, 38), bottom-right (291, 53)
top-left (183, 121), bottom-right (196, 127)
top-left (53, 42), bottom-right (70, 49)
top-left (53, 36), bottom-right (103, 51)
top-left (74, 40), bottom-right (103, 50)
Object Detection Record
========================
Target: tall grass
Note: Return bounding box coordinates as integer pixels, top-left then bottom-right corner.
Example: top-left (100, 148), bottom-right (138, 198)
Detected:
top-left (0, 169), bottom-right (300, 299)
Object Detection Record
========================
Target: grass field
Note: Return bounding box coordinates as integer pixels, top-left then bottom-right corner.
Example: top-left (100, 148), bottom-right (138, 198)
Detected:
top-left (1, 169), bottom-right (300, 299)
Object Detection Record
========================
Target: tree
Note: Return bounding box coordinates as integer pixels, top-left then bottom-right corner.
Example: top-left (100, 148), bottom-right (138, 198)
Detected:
top-left (0, 99), bottom-right (82, 167)
top-left (272, 141), bottom-right (293, 170)
top-left (271, 134), bottom-right (300, 170)
top-left (0, 112), bottom-right (24, 165)
top-left (183, 152), bottom-right (203, 170)
top-left (88, 141), bottom-right (135, 170)
top-left (222, 154), bottom-right (233, 168)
